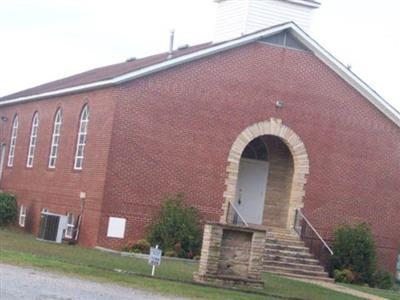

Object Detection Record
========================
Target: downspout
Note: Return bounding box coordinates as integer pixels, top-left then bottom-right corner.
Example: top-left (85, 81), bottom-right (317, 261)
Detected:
top-left (0, 116), bottom-right (8, 189)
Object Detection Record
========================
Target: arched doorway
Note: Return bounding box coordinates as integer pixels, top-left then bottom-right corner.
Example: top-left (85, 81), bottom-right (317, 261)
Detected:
top-left (221, 118), bottom-right (309, 230)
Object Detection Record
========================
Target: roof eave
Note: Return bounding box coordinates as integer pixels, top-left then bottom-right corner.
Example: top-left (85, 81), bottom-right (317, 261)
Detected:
top-left (287, 25), bottom-right (400, 128)
top-left (1, 21), bottom-right (399, 128)
top-left (0, 23), bottom-right (293, 106)
top-left (214, 0), bottom-right (321, 9)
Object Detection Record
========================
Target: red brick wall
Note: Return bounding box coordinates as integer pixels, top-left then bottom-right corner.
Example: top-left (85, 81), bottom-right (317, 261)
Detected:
top-left (1, 41), bottom-right (398, 272)
top-left (0, 87), bottom-right (118, 246)
top-left (98, 43), bottom-right (400, 272)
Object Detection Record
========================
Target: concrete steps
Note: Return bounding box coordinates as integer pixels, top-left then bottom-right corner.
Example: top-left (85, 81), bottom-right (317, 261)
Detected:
top-left (264, 228), bottom-right (332, 282)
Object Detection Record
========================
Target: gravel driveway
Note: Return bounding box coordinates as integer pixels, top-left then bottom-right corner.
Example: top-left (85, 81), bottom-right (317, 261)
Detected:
top-left (0, 264), bottom-right (187, 300)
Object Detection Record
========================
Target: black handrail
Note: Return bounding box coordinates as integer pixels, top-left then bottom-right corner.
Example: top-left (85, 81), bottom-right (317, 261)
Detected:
top-left (294, 208), bottom-right (333, 272)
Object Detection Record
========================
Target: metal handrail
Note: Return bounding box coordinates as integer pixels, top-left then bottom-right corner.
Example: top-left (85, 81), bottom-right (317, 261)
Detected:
top-left (295, 208), bottom-right (333, 255)
top-left (228, 201), bottom-right (248, 226)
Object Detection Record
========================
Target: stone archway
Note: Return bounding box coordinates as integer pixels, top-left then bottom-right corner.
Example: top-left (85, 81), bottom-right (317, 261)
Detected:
top-left (221, 118), bottom-right (309, 229)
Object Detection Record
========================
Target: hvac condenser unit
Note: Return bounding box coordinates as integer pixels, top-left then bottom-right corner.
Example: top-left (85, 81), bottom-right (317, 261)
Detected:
top-left (38, 212), bottom-right (68, 243)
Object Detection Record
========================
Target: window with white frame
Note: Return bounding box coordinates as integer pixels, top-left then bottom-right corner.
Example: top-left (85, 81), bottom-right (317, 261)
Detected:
top-left (65, 212), bottom-right (75, 238)
top-left (48, 109), bottom-right (63, 168)
top-left (7, 115), bottom-right (19, 167)
top-left (19, 205), bottom-right (27, 227)
top-left (26, 112), bottom-right (40, 167)
top-left (74, 105), bottom-right (89, 170)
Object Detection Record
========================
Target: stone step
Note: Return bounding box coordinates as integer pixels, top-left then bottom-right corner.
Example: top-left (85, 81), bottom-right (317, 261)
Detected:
top-left (265, 248), bottom-right (315, 259)
top-left (268, 227), bottom-right (294, 234)
top-left (264, 260), bottom-right (325, 272)
top-left (265, 253), bottom-right (320, 265)
top-left (265, 229), bottom-right (334, 283)
top-left (278, 240), bottom-right (305, 247)
top-left (265, 242), bottom-right (310, 253)
top-left (273, 232), bottom-right (301, 240)
top-left (264, 265), bottom-right (329, 278)
top-left (266, 238), bottom-right (305, 247)
top-left (266, 270), bottom-right (334, 283)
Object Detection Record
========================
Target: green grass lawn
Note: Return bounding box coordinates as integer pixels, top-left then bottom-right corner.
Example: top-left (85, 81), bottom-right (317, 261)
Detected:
top-left (0, 227), bottom-right (390, 300)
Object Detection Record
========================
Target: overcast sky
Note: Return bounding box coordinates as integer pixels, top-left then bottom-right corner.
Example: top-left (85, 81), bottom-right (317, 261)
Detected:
top-left (1, 0), bottom-right (399, 111)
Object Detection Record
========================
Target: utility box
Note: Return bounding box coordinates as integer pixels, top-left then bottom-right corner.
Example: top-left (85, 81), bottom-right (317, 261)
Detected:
top-left (38, 212), bottom-right (68, 243)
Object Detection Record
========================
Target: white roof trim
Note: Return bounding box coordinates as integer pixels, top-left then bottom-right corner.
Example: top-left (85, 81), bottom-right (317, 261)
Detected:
top-left (1, 22), bottom-right (399, 128)
top-left (215, 0), bottom-right (321, 9)
top-left (283, 0), bottom-right (321, 8)
top-left (287, 25), bottom-right (400, 128)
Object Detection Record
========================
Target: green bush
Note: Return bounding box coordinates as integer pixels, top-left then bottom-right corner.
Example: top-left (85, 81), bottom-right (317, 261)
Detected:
top-left (373, 270), bottom-right (394, 290)
top-left (0, 193), bottom-right (17, 226)
top-left (333, 269), bottom-right (356, 283)
top-left (122, 239), bottom-right (151, 254)
top-left (164, 250), bottom-right (177, 257)
top-left (331, 223), bottom-right (377, 285)
top-left (147, 194), bottom-right (202, 259)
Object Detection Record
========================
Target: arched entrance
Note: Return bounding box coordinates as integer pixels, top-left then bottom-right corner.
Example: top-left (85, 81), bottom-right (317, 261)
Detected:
top-left (221, 118), bottom-right (309, 230)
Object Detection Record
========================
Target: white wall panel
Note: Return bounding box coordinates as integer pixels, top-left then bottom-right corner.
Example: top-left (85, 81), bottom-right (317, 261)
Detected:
top-left (213, 0), bottom-right (250, 42)
top-left (107, 217), bottom-right (126, 239)
top-left (213, 0), bottom-right (319, 42)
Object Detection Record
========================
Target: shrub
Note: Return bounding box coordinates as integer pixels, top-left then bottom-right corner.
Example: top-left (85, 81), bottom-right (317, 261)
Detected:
top-left (0, 193), bottom-right (17, 226)
top-left (333, 269), bottom-right (356, 283)
top-left (147, 194), bottom-right (202, 259)
top-left (373, 270), bottom-right (394, 290)
top-left (123, 239), bottom-right (150, 254)
top-left (164, 250), bottom-right (177, 257)
top-left (331, 223), bottom-right (377, 285)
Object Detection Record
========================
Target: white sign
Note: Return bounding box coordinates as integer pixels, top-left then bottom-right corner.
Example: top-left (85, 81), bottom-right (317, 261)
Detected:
top-left (148, 247), bottom-right (162, 266)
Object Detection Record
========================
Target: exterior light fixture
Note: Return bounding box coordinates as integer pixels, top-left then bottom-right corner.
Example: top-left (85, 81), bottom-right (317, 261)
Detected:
top-left (275, 100), bottom-right (284, 108)
top-left (79, 192), bottom-right (86, 212)
top-left (80, 192), bottom-right (86, 200)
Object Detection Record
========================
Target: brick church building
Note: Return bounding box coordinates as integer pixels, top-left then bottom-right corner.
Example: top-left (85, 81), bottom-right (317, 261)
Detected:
top-left (0, 0), bottom-right (399, 275)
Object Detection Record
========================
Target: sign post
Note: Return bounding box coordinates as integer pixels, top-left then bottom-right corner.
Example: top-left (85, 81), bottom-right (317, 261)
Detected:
top-left (148, 245), bottom-right (162, 276)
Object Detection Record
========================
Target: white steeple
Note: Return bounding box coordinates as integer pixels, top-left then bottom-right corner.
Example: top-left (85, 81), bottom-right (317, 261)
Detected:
top-left (213, 0), bottom-right (321, 42)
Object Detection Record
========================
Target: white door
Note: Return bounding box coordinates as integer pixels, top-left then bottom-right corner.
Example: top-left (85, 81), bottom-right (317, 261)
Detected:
top-left (234, 158), bottom-right (269, 225)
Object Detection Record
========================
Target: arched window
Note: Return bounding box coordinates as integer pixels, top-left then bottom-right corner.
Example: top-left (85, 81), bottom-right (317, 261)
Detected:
top-left (7, 115), bottom-right (19, 167)
top-left (26, 112), bottom-right (40, 167)
top-left (74, 105), bottom-right (89, 170)
top-left (48, 109), bottom-right (63, 168)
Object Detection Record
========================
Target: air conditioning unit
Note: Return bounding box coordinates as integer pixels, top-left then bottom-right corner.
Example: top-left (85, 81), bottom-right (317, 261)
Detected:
top-left (38, 212), bottom-right (68, 243)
